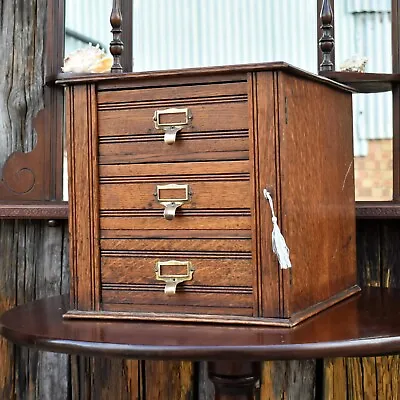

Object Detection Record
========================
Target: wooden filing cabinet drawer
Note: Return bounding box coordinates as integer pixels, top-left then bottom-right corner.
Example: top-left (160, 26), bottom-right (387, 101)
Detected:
top-left (99, 160), bottom-right (251, 230)
top-left (100, 241), bottom-right (254, 316)
top-left (100, 235), bottom-right (254, 317)
top-left (97, 81), bottom-right (249, 164)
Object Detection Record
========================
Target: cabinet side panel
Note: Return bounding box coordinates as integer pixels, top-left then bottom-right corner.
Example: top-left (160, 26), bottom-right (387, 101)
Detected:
top-left (250, 72), bottom-right (280, 317)
top-left (277, 73), bottom-right (357, 316)
top-left (67, 85), bottom-right (100, 311)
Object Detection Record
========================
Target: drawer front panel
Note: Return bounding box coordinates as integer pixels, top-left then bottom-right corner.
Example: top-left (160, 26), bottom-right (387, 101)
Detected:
top-left (99, 160), bottom-right (250, 209)
top-left (97, 81), bottom-right (249, 163)
top-left (101, 257), bottom-right (253, 288)
top-left (98, 102), bottom-right (248, 137)
top-left (100, 234), bottom-right (254, 314)
top-left (100, 180), bottom-right (250, 210)
top-left (99, 160), bottom-right (249, 179)
top-left (99, 133), bottom-right (248, 164)
top-left (97, 81), bottom-right (248, 105)
top-left (99, 160), bottom-right (251, 230)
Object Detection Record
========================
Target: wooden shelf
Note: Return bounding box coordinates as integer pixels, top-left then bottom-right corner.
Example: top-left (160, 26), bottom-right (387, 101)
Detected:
top-left (0, 203), bottom-right (68, 219)
top-left (0, 202), bottom-right (398, 220)
top-left (322, 71), bottom-right (400, 93)
top-left (356, 202), bottom-right (400, 219)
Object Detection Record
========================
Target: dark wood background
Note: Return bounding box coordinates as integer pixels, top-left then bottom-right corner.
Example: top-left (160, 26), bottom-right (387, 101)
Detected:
top-left (1, 0), bottom-right (400, 398)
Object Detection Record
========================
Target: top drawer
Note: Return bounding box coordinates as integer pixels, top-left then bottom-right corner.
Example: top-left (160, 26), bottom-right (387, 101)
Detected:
top-left (97, 81), bottom-right (249, 164)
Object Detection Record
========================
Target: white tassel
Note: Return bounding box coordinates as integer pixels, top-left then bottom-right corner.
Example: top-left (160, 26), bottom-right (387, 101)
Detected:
top-left (263, 189), bottom-right (292, 269)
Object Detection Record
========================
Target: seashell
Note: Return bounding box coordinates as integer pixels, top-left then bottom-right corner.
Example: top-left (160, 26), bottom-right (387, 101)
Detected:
top-left (62, 44), bottom-right (113, 74)
top-left (339, 56), bottom-right (368, 73)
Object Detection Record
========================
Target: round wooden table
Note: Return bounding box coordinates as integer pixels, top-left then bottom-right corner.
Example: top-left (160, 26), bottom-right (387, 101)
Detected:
top-left (1, 288), bottom-right (400, 399)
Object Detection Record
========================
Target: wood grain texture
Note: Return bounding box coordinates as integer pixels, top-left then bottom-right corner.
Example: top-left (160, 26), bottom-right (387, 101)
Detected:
top-left (66, 85), bottom-right (101, 311)
top-left (90, 358), bottom-right (141, 400)
top-left (144, 361), bottom-right (194, 400)
top-left (249, 71), bottom-right (280, 318)
top-left (0, 220), bottom-right (69, 400)
top-left (0, 0), bottom-right (64, 203)
top-left (0, 222), bottom-right (17, 399)
top-left (277, 71), bottom-right (357, 316)
top-left (261, 360), bottom-right (316, 399)
top-left (97, 81), bottom-right (247, 104)
top-left (198, 362), bottom-right (215, 399)
top-left (0, 0), bottom-right (46, 199)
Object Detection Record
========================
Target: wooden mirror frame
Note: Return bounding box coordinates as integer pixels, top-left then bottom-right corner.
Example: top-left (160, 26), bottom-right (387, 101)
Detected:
top-left (1, 0), bottom-right (398, 219)
top-left (317, 0), bottom-right (400, 218)
top-left (0, 0), bottom-right (66, 219)
top-left (0, 0), bottom-right (132, 220)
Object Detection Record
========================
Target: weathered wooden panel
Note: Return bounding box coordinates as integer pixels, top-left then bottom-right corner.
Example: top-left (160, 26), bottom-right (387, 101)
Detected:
top-left (376, 355), bottom-right (400, 399)
top-left (260, 360), bottom-right (316, 399)
top-left (323, 358), bottom-right (347, 399)
top-left (198, 362), bottom-right (214, 400)
top-left (0, 222), bottom-right (17, 399)
top-left (91, 358), bottom-right (141, 400)
top-left (144, 361), bottom-right (194, 399)
top-left (0, 220), bottom-right (70, 400)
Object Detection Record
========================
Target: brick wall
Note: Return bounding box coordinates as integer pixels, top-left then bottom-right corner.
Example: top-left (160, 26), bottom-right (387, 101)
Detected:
top-left (354, 139), bottom-right (392, 201)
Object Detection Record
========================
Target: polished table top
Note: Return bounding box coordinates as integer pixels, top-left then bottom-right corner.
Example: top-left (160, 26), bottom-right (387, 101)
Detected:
top-left (1, 288), bottom-right (400, 361)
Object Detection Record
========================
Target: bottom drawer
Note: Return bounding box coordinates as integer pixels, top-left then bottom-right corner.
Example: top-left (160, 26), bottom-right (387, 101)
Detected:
top-left (99, 236), bottom-right (255, 317)
top-left (100, 256), bottom-right (254, 316)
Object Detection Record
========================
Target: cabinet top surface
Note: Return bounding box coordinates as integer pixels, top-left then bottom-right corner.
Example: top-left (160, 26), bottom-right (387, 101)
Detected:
top-left (1, 288), bottom-right (400, 361)
top-left (54, 61), bottom-right (353, 92)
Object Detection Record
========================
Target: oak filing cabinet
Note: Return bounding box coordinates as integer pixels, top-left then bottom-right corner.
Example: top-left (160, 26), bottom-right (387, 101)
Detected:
top-left (58, 62), bottom-right (359, 327)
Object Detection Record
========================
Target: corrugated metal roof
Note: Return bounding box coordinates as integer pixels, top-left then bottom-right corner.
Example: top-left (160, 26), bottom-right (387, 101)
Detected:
top-left (347, 0), bottom-right (391, 13)
top-left (65, 0), bottom-right (112, 55)
top-left (132, 0), bottom-right (317, 73)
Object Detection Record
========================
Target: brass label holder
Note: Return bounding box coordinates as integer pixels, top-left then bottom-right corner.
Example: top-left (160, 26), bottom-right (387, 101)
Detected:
top-left (155, 184), bottom-right (191, 220)
top-left (153, 107), bottom-right (192, 144)
top-left (155, 260), bottom-right (195, 295)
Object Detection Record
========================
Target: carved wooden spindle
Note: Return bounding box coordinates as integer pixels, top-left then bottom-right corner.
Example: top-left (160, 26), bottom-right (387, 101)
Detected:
top-left (319, 0), bottom-right (334, 72)
top-left (110, 0), bottom-right (124, 73)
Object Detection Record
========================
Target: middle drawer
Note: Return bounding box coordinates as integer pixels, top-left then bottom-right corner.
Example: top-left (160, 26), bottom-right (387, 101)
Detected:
top-left (99, 160), bottom-right (251, 231)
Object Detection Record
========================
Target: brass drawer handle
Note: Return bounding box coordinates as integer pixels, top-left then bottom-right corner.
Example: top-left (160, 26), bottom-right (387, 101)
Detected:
top-left (155, 260), bottom-right (195, 295)
top-left (155, 184), bottom-right (191, 220)
top-left (153, 107), bottom-right (192, 144)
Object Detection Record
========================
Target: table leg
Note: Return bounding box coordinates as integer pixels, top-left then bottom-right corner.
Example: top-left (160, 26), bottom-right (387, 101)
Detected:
top-left (207, 361), bottom-right (261, 400)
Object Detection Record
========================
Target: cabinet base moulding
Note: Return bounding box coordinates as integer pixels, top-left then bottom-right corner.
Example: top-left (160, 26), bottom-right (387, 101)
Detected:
top-left (64, 285), bottom-right (361, 327)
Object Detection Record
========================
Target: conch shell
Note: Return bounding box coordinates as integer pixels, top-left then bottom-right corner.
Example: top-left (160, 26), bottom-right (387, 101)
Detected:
top-left (62, 44), bottom-right (113, 73)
